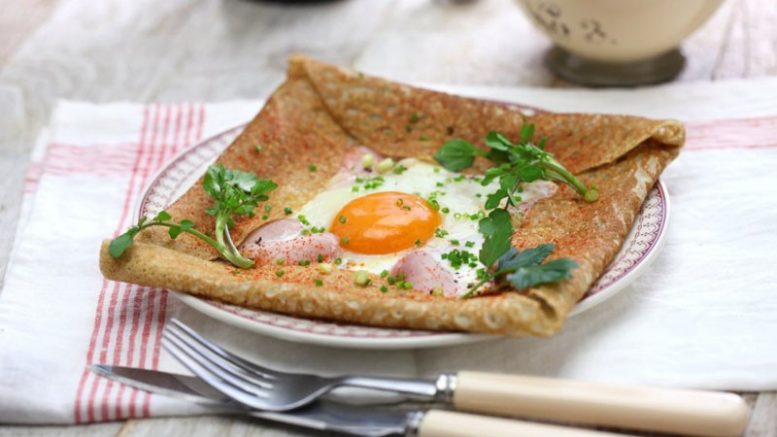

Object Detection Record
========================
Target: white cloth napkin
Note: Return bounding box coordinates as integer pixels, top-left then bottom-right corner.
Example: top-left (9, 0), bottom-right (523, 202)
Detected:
top-left (1, 78), bottom-right (777, 424)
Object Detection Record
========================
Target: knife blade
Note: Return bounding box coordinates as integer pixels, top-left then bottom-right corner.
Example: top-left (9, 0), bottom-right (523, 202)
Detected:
top-left (91, 364), bottom-right (412, 437)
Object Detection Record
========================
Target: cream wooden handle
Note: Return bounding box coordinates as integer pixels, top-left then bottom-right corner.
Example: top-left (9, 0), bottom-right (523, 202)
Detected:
top-left (418, 410), bottom-right (632, 437)
top-left (453, 371), bottom-right (749, 437)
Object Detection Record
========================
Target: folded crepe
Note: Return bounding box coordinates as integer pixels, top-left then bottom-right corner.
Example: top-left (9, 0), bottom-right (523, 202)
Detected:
top-left (99, 55), bottom-right (684, 336)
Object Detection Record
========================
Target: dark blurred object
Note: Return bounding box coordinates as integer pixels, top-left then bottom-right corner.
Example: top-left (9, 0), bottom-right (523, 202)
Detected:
top-left (242, 0), bottom-right (343, 3)
top-left (546, 47), bottom-right (685, 87)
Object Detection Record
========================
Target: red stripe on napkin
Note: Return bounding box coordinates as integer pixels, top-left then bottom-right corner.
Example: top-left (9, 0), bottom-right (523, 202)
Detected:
top-left (686, 116), bottom-right (777, 150)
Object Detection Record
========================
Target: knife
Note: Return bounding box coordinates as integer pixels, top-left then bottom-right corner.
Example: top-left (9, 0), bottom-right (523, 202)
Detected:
top-left (91, 364), bottom-right (631, 437)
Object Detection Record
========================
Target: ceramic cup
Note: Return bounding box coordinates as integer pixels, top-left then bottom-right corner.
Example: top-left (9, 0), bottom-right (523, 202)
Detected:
top-left (516, 0), bottom-right (724, 86)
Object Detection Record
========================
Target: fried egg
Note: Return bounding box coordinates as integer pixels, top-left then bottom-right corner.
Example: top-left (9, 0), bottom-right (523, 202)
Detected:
top-left (241, 148), bottom-right (556, 297)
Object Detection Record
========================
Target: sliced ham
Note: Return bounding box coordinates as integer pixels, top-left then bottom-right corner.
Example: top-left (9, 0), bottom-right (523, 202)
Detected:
top-left (390, 250), bottom-right (467, 297)
top-left (340, 146), bottom-right (383, 175)
top-left (239, 219), bottom-right (341, 265)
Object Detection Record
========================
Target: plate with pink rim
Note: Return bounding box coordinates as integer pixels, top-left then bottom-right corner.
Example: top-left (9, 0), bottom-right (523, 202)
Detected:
top-left (138, 124), bottom-right (670, 350)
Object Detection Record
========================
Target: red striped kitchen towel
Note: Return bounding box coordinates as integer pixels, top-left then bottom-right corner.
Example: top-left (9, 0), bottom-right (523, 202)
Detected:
top-left (1, 101), bottom-right (262, 423)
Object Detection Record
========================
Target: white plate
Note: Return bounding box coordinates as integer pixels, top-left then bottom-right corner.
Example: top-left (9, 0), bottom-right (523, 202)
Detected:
top-left (138, 125), bottom-right (670, 350)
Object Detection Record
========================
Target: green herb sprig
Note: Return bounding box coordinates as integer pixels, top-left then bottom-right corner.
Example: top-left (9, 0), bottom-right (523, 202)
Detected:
top-left (435, 125), bottom-right (589, 297)
top-left (109, 164), bottom-right (277, 269)
top-left (461, 244), bottom-right (578, 298)
top-left (435, 125), bottom-right (599, 203)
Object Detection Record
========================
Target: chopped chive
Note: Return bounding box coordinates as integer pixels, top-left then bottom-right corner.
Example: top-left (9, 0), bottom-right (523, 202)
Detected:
top-left (308, 164), bottom-right (317, 172)
top-left (284, 207), bottom-right (293, 215)
top-left (380, 285), bottom-right (389, 293)
top-left (261, 215), bottom-right (268, 220)
top-left (314, 278), bottom-right (323, 287)
top-left (317, 254), bottom-right (324, 262)
top-left (340, 237), bottom-right (350, 245)
top-left (380, 270), bottom-right (389, 278)
top-left (275, 269), bottom-right (285, 277)
top-left (276, 259), bottom-right (285, 265)
top-left (387, 276), bottom-right (396, 285)
top-left (376, 158), bottom-right (395, 173)
top-left (264, 204), bottom-right (272, 213)
top-left (409, 112), bottom-right (420, 124)
top-left (254, 145), bottom-right (262, 153)
top-left (419, 134), bottom-right (430, 141)
top-left (334, 257), bottom-right (343, 265)
top-left (465, 241), bottom-right (475, 248)
top-left (298, 259), bottom-right (310, 266)
top-left (441, 207), bottom-right (450, 214)
top-left (338, 215), bottom-right (347, 224)
top-left (354, 270), bottom-right (371, 286)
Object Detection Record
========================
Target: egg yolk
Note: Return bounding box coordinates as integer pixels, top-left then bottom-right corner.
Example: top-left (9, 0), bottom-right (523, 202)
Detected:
top-left (330, 191), bottom-right (442, 255)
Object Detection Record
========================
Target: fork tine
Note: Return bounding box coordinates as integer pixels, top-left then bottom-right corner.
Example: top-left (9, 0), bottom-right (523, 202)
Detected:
top-left (165, 323), bottom-right (275, 387)
top-left (169, 319), bottom-right (281, 379)
top-left (163, 327), bottom-right (273, 390)
top-left (161, 332), bottom-right (277, 410)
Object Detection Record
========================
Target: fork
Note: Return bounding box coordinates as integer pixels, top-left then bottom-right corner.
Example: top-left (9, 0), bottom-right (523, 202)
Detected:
top-left (162, 319), bottom-right (450, 411)
top-left (162, 319), bottom-right (749, 437)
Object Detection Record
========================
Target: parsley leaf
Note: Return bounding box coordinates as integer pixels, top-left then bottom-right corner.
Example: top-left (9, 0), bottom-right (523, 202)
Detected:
top-left (108, 232), bottom-right (136, 258)
top-left (496, 244), bottom-right (555, 272)
top-left (485, 131), bottom-right (512, 151)
top-left (478, 209), bottom-right (513, 268)
top-left (478, 208), bottom-right (510, 235)
top-left (506, 258), bottom-right (578, 290)
top-left (434, 139), bottom-right (481, 172)
top-left (484, 188), bottom-right (508, 210)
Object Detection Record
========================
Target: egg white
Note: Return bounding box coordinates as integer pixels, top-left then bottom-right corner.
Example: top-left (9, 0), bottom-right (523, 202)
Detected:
top-left (294, 156), bottom-right (558, 296)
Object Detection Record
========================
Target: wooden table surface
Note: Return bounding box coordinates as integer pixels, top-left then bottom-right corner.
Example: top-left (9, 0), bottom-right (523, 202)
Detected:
top-left (1, 0), bottom-right (776, 435)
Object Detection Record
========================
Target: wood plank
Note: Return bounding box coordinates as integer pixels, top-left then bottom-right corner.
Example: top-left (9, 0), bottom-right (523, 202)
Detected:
top-left (0, 422), bottom-right (121, 437)
top-left (0, 153), bottom-right (27, 283)
top-left (116, 416), bottom-right (310, 437)
top-left (746, 392), bottom-right (777, 437)
top-left (0, 0), bottom-right (60, 62)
